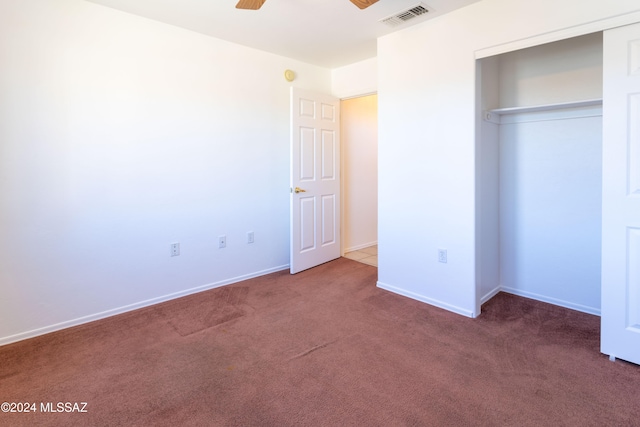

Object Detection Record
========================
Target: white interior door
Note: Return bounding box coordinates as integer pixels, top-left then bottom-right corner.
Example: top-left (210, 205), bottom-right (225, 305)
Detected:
top-left (601, 22), bottom-right (640, 364)
top-left (290, 87), bottom-right (341, 274)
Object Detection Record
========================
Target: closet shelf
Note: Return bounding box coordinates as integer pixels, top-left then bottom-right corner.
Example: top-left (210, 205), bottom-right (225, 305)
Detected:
top-left (488, 98), bottom-right (602, 116)
top-left (483, 98), bottom-right (603, 124)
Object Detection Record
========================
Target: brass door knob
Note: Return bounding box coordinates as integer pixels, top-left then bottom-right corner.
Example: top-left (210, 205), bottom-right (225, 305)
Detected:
top-left (294, 187), bottom-right (307, 193)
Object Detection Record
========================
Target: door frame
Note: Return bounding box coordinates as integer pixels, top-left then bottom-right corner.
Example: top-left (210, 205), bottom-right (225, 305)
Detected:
top-left (339, 92), bottom-right (378, 258)
top-left (474, 12), bottom-right (640, 363)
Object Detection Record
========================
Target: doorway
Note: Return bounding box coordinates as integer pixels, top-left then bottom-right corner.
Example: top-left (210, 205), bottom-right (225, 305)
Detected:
top-left (340, 94), bottom-right (378, 267)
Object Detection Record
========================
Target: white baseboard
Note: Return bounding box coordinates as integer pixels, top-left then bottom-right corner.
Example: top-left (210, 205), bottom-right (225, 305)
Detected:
top-left (480, 286), bottom-right (502, 305)
top-left (0, 264), bottom-right (290, 346)
top-left (343, 241), bottom-right (378, 254)
top-left (500, 286), bottom-right (601, 316)
top-left (376, 281), bottom-right (476, 318)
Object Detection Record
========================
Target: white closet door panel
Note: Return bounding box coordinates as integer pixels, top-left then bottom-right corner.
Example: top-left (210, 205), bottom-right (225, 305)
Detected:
top-left (601, 22), bottom-right (640, 365)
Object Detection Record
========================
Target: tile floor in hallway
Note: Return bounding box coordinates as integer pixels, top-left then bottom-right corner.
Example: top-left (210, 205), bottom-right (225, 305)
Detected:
top-left (343, 245), bottom-right (378, 267)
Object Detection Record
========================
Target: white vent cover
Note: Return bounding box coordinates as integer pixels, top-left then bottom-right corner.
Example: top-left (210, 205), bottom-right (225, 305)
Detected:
top-left (380, 3), bottom-right (429, 27)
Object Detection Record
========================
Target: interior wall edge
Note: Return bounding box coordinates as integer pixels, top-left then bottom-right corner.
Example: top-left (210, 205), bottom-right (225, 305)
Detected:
top-left (0, 264), bottom-right (290, 347)
top-left (339, 91), bottom-right (377, 101)
top-left (480, 286), bottom-right (501, 305)
top-left (344, 241), bottom-right (378, 253)
top-left (377, 281), bottom-right (476, 318)
top-left (475, 9), bottom-right (640, 59)
top-left (501, 287), bottom-right (601, 316)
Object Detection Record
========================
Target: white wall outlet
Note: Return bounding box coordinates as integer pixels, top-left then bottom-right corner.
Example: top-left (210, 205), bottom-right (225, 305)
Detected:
top-left (170, 242), bottom-right (180, 257)
top-left (219, 235), bottom-right (226, 249)
top-left (438, 248), bottom-right (447, 263)
top-left (247, 231), bottom-right (254, 244)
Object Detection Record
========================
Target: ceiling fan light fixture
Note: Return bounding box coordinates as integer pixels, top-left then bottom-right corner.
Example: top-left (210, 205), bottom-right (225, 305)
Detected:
top-left (236, 0), bottom-right (379, 11)
top-left (349, 0), bottom-right (380, 10)
top-left (236, 0), bottom-right (266, 10)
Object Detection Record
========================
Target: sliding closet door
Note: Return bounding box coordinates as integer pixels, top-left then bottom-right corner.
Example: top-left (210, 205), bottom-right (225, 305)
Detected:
top-left (601, 22), bottom-right (640, 365)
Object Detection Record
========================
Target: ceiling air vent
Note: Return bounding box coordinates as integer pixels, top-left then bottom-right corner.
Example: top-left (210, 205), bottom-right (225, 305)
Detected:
top-left (380, 3), bottom-right (429, 27)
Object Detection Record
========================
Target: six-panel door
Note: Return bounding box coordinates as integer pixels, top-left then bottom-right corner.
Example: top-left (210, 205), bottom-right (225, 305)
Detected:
top-left (290, 88), bottom-right (341, 274)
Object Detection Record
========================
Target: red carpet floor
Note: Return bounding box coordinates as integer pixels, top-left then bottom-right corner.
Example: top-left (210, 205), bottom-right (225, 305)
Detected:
top-left (1, 257), bottom-right (639, 426)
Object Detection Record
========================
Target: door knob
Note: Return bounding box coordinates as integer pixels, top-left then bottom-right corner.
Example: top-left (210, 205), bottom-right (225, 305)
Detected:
top-left (294, 187), bottom-right (307, 194)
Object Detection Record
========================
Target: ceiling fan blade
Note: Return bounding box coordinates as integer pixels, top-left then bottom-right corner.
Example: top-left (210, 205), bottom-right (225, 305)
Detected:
top-left (236, 0), bottom-right (266, 10)
top-left (349, 0), bottom-right (379, 9)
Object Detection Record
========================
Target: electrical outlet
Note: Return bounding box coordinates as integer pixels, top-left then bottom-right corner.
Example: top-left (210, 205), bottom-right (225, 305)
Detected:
top-left (438, 248), bottom-right (447, 263)
top-left (247, 231), bottom-right (254, 244)
top-left (219, 235), bottom-right (226, 249)
top-left (170, 242), bottom-right (180, 257)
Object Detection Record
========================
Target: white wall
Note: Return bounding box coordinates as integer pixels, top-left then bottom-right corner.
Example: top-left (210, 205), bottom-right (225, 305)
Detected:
top-left (499, 115), bottom-right (602, 313)
top-left (332, 58), bottom-right (377, 99)
top-left (0, 0), bottom-right (331, 344)
top-left (377, 0), bottom-right (640, 317)
top-left (341, 95), bottom-right (378, 252)
top-left (498, 33), bottom-right (603, 108)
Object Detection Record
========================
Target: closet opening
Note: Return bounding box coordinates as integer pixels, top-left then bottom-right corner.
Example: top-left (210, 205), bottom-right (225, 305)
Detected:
top-left (476, 32), bottom-right (604, 316)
